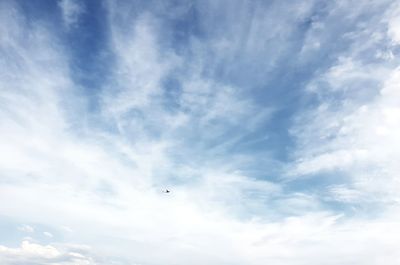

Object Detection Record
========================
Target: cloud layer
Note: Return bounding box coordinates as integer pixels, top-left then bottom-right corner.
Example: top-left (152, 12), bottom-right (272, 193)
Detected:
top-left (1, 0), bottom-right (400, 264)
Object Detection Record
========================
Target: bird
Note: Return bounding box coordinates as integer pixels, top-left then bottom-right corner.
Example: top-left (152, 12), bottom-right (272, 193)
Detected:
top-left (163, 189), bottom-right (170, 193)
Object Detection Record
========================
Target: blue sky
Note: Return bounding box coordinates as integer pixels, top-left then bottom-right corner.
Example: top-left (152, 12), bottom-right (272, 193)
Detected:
top-left (1, 0), bottom-right (400, 264)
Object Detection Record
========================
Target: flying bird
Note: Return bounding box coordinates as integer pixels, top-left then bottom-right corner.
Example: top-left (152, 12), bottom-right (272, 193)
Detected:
top-left (163, 189), bottom-right (170, 193)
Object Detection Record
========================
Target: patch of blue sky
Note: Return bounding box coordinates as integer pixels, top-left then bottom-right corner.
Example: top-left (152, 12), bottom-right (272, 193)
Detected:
top-left (63, 0), bottom-right (112, 95)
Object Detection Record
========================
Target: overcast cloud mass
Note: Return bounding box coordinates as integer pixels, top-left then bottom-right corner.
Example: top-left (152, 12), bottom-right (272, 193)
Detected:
top-left (1, 0), bottom-right (400, 264)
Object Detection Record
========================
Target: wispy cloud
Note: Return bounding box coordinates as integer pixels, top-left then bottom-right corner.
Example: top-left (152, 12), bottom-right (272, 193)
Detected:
top-left (288, 5), bottom-right (400, 203)
top-left (58, 0), bottom-right (84, 29)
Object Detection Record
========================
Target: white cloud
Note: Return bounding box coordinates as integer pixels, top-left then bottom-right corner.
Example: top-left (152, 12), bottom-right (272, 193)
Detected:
top-left (0, 240), bottom-right (98, 265)
top-left (309, 57), bottom-right (389, 92)
top-left (290, 65), bottom-right (400, 202)
top-left (44, 232), bottom-right (54, 238)
top-left (58, 0), bottom-right (84, 28)
top-left (18, 225), bottom-right (34, 233)
top-left (385, 1), bottom-right (400, 45)
top-left (104, 13), bottom-right (177, 114)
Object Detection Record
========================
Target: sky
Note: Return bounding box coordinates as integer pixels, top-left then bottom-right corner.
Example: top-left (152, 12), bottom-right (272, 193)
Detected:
top-left (1, 0), bottom-right (400, 264)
